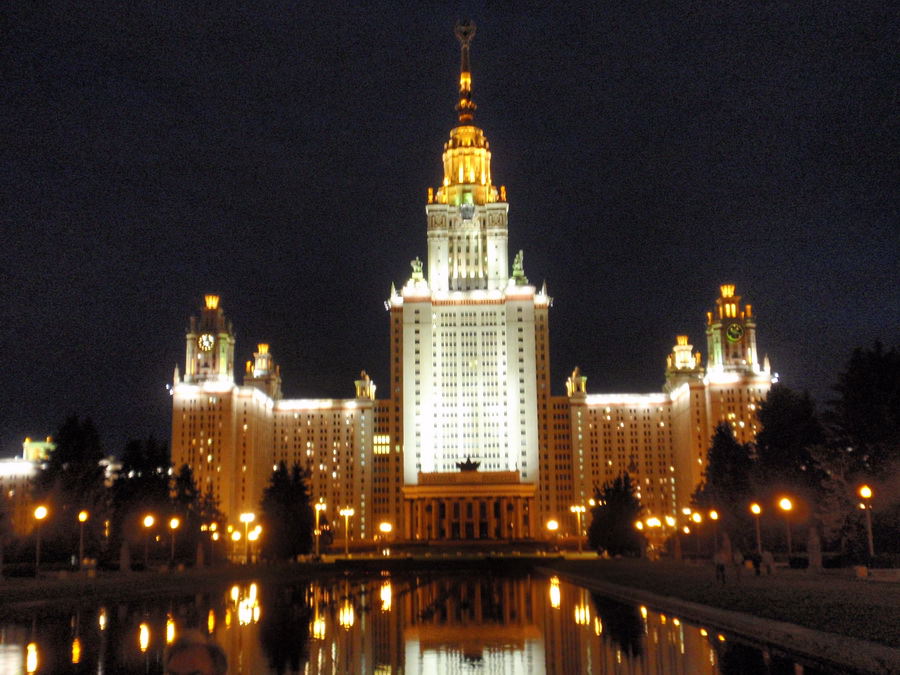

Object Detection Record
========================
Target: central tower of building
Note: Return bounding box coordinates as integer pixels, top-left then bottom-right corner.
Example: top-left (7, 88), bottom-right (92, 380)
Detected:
top-left (387, 22), bottom-right (552, 494)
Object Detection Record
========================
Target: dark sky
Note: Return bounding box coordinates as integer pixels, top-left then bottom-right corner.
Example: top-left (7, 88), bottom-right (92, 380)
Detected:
top-left (3, 2), bottom-right (897, 456)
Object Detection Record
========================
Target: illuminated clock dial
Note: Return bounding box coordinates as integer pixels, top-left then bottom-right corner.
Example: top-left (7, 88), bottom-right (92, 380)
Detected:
top-left (725, 323), bottom-right (744, 342)
top-left (198, 333), bottom-right (215, 351)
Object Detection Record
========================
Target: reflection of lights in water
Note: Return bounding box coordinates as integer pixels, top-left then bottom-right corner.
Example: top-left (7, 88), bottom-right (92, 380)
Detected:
top-left (593, 618), bottom-right (603, 636)
top-left (208, 610), bottom-right (216, 634)
top-left (230, 585), bottom-right (239, 602)
top-left (574, 604), bottom-right (590, 625)
top-left (166, 615), bottom-right (176, 644)
top-left (99, 607), bottom-right (107, 631)
top-left (139, 622), bottom-right (150, 652)
top-left (380, 581), bottom-right (392, 612)
top-left (225, 609), bottom-right (232, 628)
top-left (71, 637), bottom-right (81, 664)
top-left (238, 599), bottom-right (254, 626)
top-left (549, 577), bottom-right (560, 609)
top-left (312, 614), bottom-right (326, 640)
top-left (249, 583), bottom-right (257, 601)
top-left (26, 642), bottom-right (38, 674)
top-left (339, 601), bottom-right (355, 629)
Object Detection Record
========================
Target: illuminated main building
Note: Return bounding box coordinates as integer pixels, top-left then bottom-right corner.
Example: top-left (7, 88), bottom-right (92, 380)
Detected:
top-left (170, 24), bottom-right (773, 546)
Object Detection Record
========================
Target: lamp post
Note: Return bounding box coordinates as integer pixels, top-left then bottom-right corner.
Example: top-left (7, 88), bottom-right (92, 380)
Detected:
top-left (709, 510), bottom-right (719, 552)
top-left (569, 505), bottom-right (586, 553)
top-left (778, 497), bottom-right (793, 555)
top-left (314, 502), bottom-right (326, 558)
top-left (239, 513), bottom-right (255, 564)
top-left (77, 510), bottom-right (89, 571)
top-left (142, 514), bottom-right (155, 567)
top-left (230, 530), bottom-right (241, 560)
top-left (168, 517), bottom-right (180, 565)
top-left (34, 505), bottom-right (48, 576)
top-left (858, 485), bottom-right (875, 558)
top-left (339, 508), bottom-right (355, 557)
top-left (546, 519), bottom-right (560, 552)
top-left (248, 526), bottom-right (261, 563)
top-left (691, 512), bottom-right (702, 556)
top-left (749, 503), bottom-right (762, 555)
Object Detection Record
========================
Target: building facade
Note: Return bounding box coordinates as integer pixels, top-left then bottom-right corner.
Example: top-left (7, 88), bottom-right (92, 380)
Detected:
top-left (169, 24), bottom-right (773, 544)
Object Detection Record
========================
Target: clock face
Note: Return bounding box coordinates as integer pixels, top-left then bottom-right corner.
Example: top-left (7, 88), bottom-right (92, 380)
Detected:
top-left (725, 323), bottom-right (744, 342)
top-left (198, 333), bottom-right (215, 351)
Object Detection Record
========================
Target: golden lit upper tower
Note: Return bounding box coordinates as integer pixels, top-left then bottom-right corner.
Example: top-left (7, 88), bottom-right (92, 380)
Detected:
top-left (183, 294), bottom-right (236, 384)
top-left (426, 21), bottom-right (510, 292)
top-left (705, 284), bottom-right (761, 373)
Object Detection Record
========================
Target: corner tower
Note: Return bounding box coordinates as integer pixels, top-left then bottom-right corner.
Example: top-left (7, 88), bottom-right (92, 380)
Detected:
top-left (705, 284), bottom-right (761, 374)
top-left (183, 294), bottom-right (236, 384)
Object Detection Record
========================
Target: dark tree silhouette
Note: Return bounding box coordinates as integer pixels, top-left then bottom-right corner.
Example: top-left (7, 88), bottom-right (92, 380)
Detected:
top-left (109, 437), bottom-right (171, 563)
top-left (827, 342), bottom-right (900, 475)
top-left (588, 473), bottom-right (644, 556)
top-left (754, 384), bottom-right (826, 497)
top-left (693, 423), bottom-right (755, 547)
top-left (260, 462), bottom-right (314, 560)
top-left (32, 416), bottom-right (109, 559)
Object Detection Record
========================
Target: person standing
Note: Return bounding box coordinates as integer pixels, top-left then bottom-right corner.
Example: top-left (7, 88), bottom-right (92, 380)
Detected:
top-left (714, 550), bottom-right (727, 584)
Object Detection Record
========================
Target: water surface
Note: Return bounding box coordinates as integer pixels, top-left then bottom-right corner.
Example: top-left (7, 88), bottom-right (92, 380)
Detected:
top-left (0, 571), bottom-right (837, 673)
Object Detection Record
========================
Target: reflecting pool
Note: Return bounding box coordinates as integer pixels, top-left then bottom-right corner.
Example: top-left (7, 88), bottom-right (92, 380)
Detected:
top-left (0, 572), bottom-right (838, 673)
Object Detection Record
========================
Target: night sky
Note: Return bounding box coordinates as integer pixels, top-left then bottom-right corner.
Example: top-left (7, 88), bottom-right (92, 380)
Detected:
top-left (4, 2), bottom-right (897, 456)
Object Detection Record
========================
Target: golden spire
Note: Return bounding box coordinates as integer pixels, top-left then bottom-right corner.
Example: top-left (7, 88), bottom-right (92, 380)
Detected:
top-left (454, 20), bottom-right (477, 123)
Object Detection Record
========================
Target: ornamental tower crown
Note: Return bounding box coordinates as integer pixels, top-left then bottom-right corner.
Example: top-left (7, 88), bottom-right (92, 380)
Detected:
top-left (428, 21), bottom-right (504, 208)
top-left (424, 22), bottom-right (512, 293)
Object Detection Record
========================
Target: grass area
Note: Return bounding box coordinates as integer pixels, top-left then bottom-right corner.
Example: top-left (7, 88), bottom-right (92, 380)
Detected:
top-left (547, 558), bottom-right (900, 649)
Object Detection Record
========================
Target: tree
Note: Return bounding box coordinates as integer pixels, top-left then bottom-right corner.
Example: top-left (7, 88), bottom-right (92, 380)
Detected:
top-left (693, 423), bottom-right (754, 549)
top-left (588, 473), bottom-right (644, 556)
top-left (32, 416), bottom-right (109, 558)
top-left (109, 437), bottom-right (171, 561)
top-left (754, 385), bottom-right (826, 498)
top-left (826, 342), bottom-right (900, 476)
top-left (260, 462), bottom-right (314, 560)
top-left (33, 416), bottom-right (107, 509)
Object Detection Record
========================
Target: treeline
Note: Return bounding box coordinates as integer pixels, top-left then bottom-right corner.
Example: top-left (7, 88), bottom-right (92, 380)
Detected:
top-left (693, 342), bottom-right (899, 560)
top-left (588, 342), bottom-right (899, 562)
top-left (2, 418), bottom-right (319, 570)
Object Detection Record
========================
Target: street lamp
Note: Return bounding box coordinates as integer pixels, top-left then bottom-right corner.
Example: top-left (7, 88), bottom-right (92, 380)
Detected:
top-left (339, 508), bottom-right (355, 557)
top-left (858, 485), bottom-right (875, 558)
top-left (778, 497), bottom-right (793, 555)
top-left (239, 513), bottom-right (255, 564)
top-left (248, 525), bottom-right (261, 562)
top-left (749, 503), bottom-right (762, 555)
top-left (691, 512), bottom-right (702, 555)
top-left (34, 505), bottom-right (48, 576)
top-left (143, 514), bottom-right (155, 567)
top-left (168, 517), bottom-right (180, 565)
top-left (569, 505), bottom-right (586, 553)
top-left (77, 510), bottom-right (89, 571)
top-left (314, 502), bottom-right (327, 558)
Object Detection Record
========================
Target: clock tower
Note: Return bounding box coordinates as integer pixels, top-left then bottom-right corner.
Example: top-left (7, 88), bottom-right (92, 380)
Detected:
top-left (183, 294), bottom-right (236, 384)
top-left (705, 284), bottom-right (760, 373)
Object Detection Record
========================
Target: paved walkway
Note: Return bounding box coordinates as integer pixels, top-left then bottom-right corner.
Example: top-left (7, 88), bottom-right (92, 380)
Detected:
top-left (547, 558), bottom-right (900, 645)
